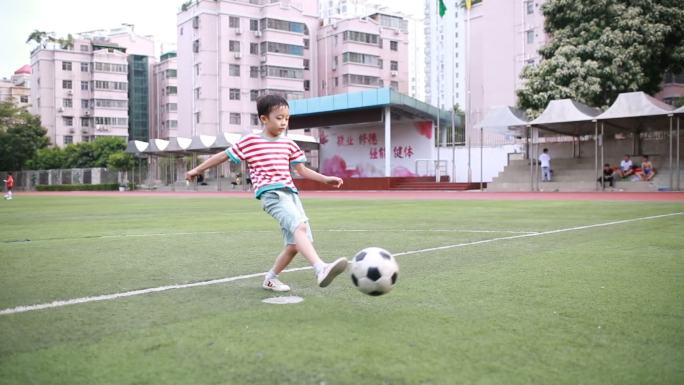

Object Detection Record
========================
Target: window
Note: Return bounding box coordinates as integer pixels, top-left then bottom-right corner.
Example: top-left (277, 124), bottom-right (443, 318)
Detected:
top-left (250, 113), bottom-right (259, 126)
top-left (342, 52), bottom-right (381, 67)
top-left (195, 112), bottom-right (201, 123)
top-left (261, 18), bottom-right (305, 34)
top-left (165, 69), bottom-right (177, 78)
top-left (250, 19), bottom-right (258, 31)
top-left (526, 30), bottom-right (534, 44)
top-left (64, 135), bottom-right (73, 145)
top-left (526, 1), bottom-right (534, 14)
top-left (229, 40), bottom-right (240, 52)
top-left (304, 80), bottom-right (310, 91)
top-left (342, 74), bottom-right (381, 86)
top-left (62, 61), bottom-right (72, 71)
top-left (303, 59), bottom-right (309, 70)
top-left (80, 62), bottom-right (89, 72)
top-left (80, 44), bottom-right (89, 52)
top-left (63, 117), bottom-right (73, 126)
top-left (343, 31), bottom-right (380, 45)
top-left (229, 64), bottom-right (240, 76)
top-left (390, 81), bottom-right (399, 90)
top-left (62, 80), bottom-right (72, 89)
top-left (229, 16), bottom-right (240, 28)
top-left (166, 86), bottom-right (177, 95)
top-left (390, 61), bottom-right (398, 71)
top-left (250, 89), bottom-right (258, 101)
top-left (259, 41), bottom-right (304, 56)
top-left (20, 95), bottom-right (29, 103)
top-left (81, 99), bottom-right (89, 108)
top-left (194, 87), bottom-right (201, 100)
top-left (167, 103), bottom-right (177, 111)
top-left (63, 99), bottom-right (72, 108)
top-left (260, 65), bottom-right (304, 79)
top-left (81, 81), bottom-right (89, 90)
top-left (334, 77), bottom-right (338, 87)
top-left (229, 88), bottom-right (240, 100)
top-left (390, 41), bottom-right (398, 51)
top-left (250, 43), bottom-right (259, 55)
top-left (193, 16), bottom-right (200, 29)
top-left (230, 113), bottom-right (241, 125)
top-left (250, 66), bottom-right (259, 78)
top-left (193, 39), bottom-right (200, 53)
top-left (81, 117), bottom-right (90, 127)
top-left (303, 39), bottom-right (309, 49)
top-left (194, 64), bottom-right (200, 76)
top-left (93, 62), bottom-right (127, 72)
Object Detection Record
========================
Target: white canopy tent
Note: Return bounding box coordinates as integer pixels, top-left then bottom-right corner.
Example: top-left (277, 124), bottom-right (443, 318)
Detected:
top-left (596, 92), bottom-right (676, 190)
top-left (528, 99), bottom-right (602, 191)
top-left (475, 106), bottom-right (530, 190)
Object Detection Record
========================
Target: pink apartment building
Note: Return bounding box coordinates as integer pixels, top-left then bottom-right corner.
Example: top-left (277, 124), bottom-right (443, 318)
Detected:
top-left (0, 65), bottom-right (32, 109)
top-left (176, 0), bottom-right (409, 137)
top-left (30, 27), bottom-right (157, 147)
top-left (152, 52), bottom-right (179, 139)
top-left (317, 12), bottom-right (409, 95)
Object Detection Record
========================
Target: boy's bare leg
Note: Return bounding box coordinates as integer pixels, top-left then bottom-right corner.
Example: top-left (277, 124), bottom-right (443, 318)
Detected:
top-left (271, 245), bottom-right (298, 274)
top-left (292, 223), bottom-right (324, 266)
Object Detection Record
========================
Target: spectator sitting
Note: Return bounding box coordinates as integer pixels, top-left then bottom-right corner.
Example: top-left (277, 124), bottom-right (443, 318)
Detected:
top-left (637, 155), bottom-right (656, 181)
top-left (597, 163), bottom-right (616, 189)
top-left (616, 154), bottom-right (635, 178)
top-left (231, 173), bottom-right (241, 189)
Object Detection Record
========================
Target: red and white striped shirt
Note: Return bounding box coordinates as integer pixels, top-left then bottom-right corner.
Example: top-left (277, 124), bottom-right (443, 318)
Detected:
top-left (225, 134), bottom-right (306, 199)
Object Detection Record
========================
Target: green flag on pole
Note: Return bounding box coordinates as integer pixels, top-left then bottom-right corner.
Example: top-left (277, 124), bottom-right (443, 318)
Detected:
top-left (439, 0), bottom-right (447, 17)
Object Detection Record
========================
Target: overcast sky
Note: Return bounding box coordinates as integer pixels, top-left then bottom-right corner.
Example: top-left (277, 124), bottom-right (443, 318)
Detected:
top-left (0, 0), bottom-right (422, 78)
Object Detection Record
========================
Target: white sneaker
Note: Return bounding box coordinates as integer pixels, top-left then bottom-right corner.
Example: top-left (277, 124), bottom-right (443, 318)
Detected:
top-left (262, 277), bottom-right (291, 292)
top-left (317, 258), bottom-right (349, 287)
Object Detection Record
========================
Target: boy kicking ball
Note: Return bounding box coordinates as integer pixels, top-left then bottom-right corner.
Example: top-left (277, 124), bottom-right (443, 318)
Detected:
top-left (185, 94), bottom-right (348, 292)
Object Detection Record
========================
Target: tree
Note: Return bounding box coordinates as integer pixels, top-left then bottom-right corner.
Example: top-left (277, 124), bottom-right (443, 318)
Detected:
top-left (517, 0), bottom-right (684, 117)
top-left (0, 100), bottom-right (49, 171)
top-left (107, 152), bottom-right (135, 186)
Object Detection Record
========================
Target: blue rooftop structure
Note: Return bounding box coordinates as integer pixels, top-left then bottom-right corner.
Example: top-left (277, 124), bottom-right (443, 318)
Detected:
top-left (288, 88), bottom-right (459, 129)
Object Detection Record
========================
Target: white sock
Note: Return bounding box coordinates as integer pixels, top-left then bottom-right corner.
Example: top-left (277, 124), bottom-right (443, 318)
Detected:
top-left (313, 261), bottom-right (326, 275)
top-left (265, 270), bottom-right (277, 280)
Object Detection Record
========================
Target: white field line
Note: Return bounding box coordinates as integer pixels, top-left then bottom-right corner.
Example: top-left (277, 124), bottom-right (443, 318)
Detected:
top-left (1, 212), bottom-right (681, 316)
top-left (3, 229), bottom-right (539, 243)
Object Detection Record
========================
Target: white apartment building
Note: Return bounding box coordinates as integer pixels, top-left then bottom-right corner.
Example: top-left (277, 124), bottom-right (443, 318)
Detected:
top-left (317, 12), bottom-right (409, 95)
top-left (176, 0), bottom-right (319, 137)
top-left (0, 65), bottom-right (32, 109)
top-left (152, 52), bottom-right (178, 139)
top-left (424, 0), bottom-right (465, 111)
top-left (30, 26), bottom-right (157, 147)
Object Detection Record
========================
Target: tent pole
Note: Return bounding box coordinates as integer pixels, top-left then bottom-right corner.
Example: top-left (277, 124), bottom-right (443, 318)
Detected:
top-left (528, 127), bottom-right (532, 191)
top-left (600, 122), bottom-right (605, 191)
top-left (677, 117), bottom-right (680, 191)
top-left (669, 115), bottom-right (673, 191)
top-left (480, 126), bottom-right (483, 191)
top-left (595, 121), bottom-right (599, 191)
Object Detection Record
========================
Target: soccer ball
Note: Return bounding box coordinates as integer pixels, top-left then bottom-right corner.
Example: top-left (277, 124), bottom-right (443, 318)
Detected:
top-left (350, 247), bottom-right (399, 296)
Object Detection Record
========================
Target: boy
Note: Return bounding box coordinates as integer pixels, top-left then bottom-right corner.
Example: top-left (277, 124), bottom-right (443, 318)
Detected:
top-left (597, 163), bottom-right (616, 188)
top-left (3, 172), bottom-right (14, 200)
top-left (617, 154), bottom-right (634, 178)
top-left (638, 155), bottom-right (656, 181)
top-left (185, 95), bottom-right (347, 292)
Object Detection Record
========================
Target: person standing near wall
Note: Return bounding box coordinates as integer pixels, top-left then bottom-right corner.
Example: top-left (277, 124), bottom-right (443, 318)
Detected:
top-left (539, 148), bottom-right (552, 182)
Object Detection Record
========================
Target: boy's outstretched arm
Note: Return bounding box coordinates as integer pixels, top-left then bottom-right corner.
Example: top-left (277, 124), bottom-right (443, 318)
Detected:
top-left (293, 163), bottom-right (343, 188)
top-left (186, 151), bottom-right (229, 181)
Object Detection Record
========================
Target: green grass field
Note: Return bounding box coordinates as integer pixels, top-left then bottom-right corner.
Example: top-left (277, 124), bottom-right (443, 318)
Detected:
top-left (0, 195), bottom-right (682, 385)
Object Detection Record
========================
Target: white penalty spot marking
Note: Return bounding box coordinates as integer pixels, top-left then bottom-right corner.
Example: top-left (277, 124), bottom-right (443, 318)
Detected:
top-left (1, 212), bottom-right (681, 316)
top-left (262, 296), bottom-right (304, 305)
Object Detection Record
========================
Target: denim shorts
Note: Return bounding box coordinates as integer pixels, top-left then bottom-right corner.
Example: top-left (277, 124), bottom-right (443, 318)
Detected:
top-left (260, 189), bottom-right (313, 245)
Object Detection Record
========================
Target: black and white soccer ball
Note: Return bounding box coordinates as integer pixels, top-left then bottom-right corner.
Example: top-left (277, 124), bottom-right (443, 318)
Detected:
top-left (350, 247), bottom-right (399, 296)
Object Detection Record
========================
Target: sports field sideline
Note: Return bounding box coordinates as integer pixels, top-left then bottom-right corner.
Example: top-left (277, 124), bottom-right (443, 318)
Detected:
top-left (1, 192), bottom-right (682, 385)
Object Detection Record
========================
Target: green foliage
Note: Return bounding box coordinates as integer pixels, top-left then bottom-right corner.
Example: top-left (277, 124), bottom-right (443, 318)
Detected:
top-left (106, 152), bottom-right (135, 172)
top-left (27, 137), bottom-right (127, 170)
top-left (0, 100), bottom-right (49, 171)
top-left (517, 0), bottom-right (684, 117)
top-left (34, 183), bottom-right (119, 191)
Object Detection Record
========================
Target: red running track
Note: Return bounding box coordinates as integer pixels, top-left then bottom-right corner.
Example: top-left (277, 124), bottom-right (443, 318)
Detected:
top-left (19, 190), bottom-right (684, 201)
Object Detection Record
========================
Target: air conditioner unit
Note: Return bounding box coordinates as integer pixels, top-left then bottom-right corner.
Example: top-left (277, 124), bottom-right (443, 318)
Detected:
top-left (235, 28), bottom-right (242, 35)
top-left (391, 71), bottom-right (398, 76)
top-left (81, 128), bottom-right (89, 134)
top-left (332, 24), bottom-right (338, 29)
top-left (67, 90), bottom-right (73, 96)
top-left (68, 128), bottom-right (75, 133)
top-left (58, 107), bottom-right (64, 113)
top-left (234, 52), bottom-right (241, 59)
top-left (254, 30), bottom-right (262, 37)
top-left (260, 55), bottom-right (267, 62)
top-left (84, 111), bottom-right (90, 116)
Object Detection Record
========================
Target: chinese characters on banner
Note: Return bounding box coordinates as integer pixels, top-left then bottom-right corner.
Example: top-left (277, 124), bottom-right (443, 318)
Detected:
top-left (334, 132), bottom-right (413, 160)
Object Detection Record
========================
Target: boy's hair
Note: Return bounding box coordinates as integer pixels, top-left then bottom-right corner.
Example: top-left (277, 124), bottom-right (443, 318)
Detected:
top-left (643, 155), bottom-right (649, 160)
top-left (604, 163), bottom-right (611, 167)
top-left (7, 172), bottom-right (12, 175)
top-left (543, 148), bottom-right (548, 153)
top-left (256, 94), bottom-right (289, 118)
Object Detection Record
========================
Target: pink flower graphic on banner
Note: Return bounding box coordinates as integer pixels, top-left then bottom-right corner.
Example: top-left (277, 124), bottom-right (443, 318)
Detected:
top-left (321, 156), bottom-right (358, 178)
top-left (392, 166), bottom-right (416, 177)
top-left (415, 121), bottom-right (432, 139)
